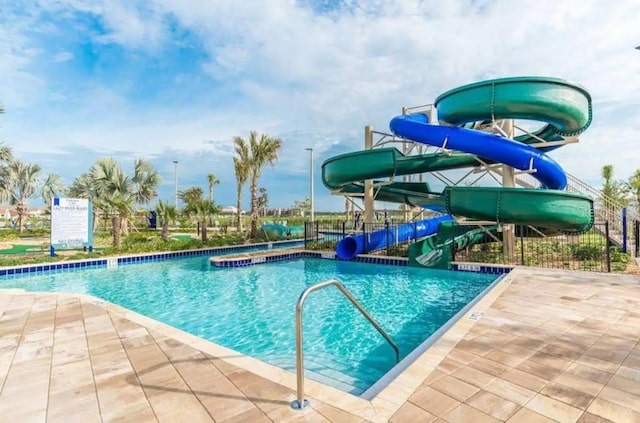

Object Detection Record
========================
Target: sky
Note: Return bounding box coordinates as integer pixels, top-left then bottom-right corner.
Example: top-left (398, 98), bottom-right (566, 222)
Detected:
top-left (1, 0), bottom-right (639, 211)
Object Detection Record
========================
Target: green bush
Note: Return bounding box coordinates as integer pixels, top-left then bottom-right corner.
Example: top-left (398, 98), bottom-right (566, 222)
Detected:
top-left (307, 240), bottom-right (337, 251)
top-left (570, 244), bottom-right (603, 260)
top-left (386, 244), bottom-right (409, 257)
top-left (609, 247), bottom-right (630, 264)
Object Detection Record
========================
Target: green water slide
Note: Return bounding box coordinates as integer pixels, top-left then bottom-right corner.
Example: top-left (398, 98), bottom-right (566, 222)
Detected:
top-left (322, 77), bottom-right (595, 268)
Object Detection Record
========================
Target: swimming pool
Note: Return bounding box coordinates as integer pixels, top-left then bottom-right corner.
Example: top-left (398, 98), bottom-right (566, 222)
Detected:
top-left (0, 256), bottom-right (497, 395)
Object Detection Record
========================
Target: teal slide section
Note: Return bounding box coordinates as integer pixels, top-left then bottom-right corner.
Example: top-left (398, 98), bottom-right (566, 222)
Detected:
top-left (322, 77), bottom-right (595, 268)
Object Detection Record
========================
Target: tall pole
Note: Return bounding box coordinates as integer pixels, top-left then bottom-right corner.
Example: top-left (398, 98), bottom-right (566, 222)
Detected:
top-left (364, 126), bottom-right (374, 223)
top-left (305, 148), bottom-right (315, 222)
top-left (173, 160), bottom-right (178, 208)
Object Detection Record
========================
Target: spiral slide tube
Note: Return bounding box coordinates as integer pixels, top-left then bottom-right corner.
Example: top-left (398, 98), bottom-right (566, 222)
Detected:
top-left (323, 77), bottom-right (595, 265)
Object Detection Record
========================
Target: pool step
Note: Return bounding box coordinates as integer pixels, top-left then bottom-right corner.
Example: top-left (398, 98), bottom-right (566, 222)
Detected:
top-left (266, 351), bottom-right (387, 395)
top-left (269, 356), bottom-right (369, 396)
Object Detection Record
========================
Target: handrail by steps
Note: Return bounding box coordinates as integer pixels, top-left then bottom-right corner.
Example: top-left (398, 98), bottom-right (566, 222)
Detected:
top-left (291, 279), bottom-right (400, 409)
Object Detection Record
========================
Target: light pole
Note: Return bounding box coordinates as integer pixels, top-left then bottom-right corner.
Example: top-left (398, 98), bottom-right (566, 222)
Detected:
top-left (172, 160), bottom-right (178, 208)
top-left (305, 148), bottom-right (314, 222)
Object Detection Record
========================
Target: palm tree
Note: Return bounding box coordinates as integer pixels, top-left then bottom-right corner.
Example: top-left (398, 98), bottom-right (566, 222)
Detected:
top-left (67, 173), bottom-right (101, 232)
top-left (88, 158), bottom-right (160, 248)
top-left (155, 200), bottom-right (177, 240)
top-left (233, 137), bottom-right (250, 234)
top-left (184, 199), bottom-right (218, 241)
top-left (207, 174), bottom-right (220, 202)
top-left (133, 159), bottom-right (161, 204)
top-left (122, 159), bottom-right (161, 234)
top-left (89, 158), bottom-right (133, 247)
top-left (601, 164), bottom-right (628, 204)
top-left (627, 169), bottom-right (640, 211)
top-left (0, 160), bottom-right (41, 233)
top-left (0, 143), bottom-right (12, 164)
top-left (178, 187), bottom-right (204, 206)
top-left (40, 173), bottom-right (65, 207)
top-left (246, 131), bottom-right (282, 238)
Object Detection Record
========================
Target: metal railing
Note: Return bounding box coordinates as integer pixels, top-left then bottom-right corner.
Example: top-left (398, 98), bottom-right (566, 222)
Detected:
top-left (291, 279), bottom-right (400, 409)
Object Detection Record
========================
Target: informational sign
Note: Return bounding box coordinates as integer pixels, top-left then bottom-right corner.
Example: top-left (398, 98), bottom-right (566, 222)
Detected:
top-left (50, 198), bottom-right (93, 253)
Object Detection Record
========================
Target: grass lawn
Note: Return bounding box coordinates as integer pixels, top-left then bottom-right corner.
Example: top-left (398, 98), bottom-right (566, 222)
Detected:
top-left (0, 244), bottom-right (47, 255)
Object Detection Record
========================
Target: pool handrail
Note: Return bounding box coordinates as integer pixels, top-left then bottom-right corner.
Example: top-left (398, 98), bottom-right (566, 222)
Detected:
top-left (291, 278), bottom-right (400, 409)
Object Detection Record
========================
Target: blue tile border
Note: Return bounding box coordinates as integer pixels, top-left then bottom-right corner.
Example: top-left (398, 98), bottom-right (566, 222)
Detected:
top-left (0, 239), bottom-right (304, 279)
top-left (0, 258), bottom-right (109, 278)
top-left (211, 250), bottom-right (411, 268)
top-left (0, 238), bottom-right (512, 279)
top-left (211, 252), bottom-right (512, 274)
top-left (451, 262), bottom-right (514, 275)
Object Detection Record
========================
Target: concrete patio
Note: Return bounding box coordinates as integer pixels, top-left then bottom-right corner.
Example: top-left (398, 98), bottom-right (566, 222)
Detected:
top-left (0, 267), bottom-right (639, 422)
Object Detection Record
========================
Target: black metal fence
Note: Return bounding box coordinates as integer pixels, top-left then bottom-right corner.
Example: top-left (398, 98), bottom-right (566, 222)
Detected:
top-left (305, 220), bottom-right (628, 272)
top-left (304, 220), bottom-right (419, 256)
top-left (635, 220), bottom-right (640, 257)
top-left (453, 222), bottom-right (615, 272)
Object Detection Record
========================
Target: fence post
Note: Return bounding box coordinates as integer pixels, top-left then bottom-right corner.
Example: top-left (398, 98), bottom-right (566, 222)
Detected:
top-left (342, 221), bottom-right (345, 238)
top-left (635, 220), bottom-right (640, 257)
top-left (605, 221), bottom-right (611, 272)
top-left (451, 237), bottom-right (456, 262)
top-left (315, 221), bottom-right (319, 244)
top-left (622, 207), bottom-right (628, 253)
top-left (304, 222), bottom-right (308, 249)
top-left (519, 225), bottom-right (525, 265)
top-left (385, 221), bottom-right (390, 256)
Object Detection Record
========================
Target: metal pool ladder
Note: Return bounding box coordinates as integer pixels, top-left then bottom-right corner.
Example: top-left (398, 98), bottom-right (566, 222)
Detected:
top-left (291, 279), bottom-right (400, 409)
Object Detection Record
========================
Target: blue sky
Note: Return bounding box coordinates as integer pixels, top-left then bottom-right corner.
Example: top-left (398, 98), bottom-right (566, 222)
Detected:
top-left (1, 0), bottom-right (640, 211)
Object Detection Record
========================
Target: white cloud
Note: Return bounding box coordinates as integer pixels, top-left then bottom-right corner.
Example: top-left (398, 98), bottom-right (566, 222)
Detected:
top-left (2, 0), bottom-right (640, 210)
top-left (52, 51), bottom-right (74, 62)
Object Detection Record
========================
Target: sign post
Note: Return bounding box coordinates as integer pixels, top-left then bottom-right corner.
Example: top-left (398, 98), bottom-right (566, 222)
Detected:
top-left (50, 198), bottom-right (93, 257)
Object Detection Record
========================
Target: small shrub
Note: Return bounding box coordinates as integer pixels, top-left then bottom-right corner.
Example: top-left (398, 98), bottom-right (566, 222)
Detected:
top-left (570, 244), bottom-right (603, 260)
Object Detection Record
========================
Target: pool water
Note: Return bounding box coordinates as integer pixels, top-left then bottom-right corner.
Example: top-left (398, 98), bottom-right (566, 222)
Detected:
top-left (0, 257), bottom-right (497, 395)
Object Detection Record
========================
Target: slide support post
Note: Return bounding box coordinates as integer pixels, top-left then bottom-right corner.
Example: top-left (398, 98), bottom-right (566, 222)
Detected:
top-left (502, 119), bottom-right (516, 260)
top-left (364, 125), bottom-right (375, 224)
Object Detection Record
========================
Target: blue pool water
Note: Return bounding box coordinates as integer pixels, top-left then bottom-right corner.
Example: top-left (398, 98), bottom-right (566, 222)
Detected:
top-left (0, 257), bottom-right (497, 394)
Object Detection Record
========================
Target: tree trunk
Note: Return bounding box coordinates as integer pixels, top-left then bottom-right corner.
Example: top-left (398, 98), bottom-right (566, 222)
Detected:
top-left (236, 186), bottom-right (243, 234)
top-left (345, 197), bottom-right (351, 220)
top-left (16, 203), bottom-right (26, 234)
top-left (92, 209), bottom-right (99, 233)
top-left (209, 186), bottom-right (213, 203)
top-left (121, 217), bottom-right (129, 235)
top-left (112, 215), bottom-right (122, 248)
top-left (201, 222), bottom-right (208, 242)
top-left (249, 174), bottom-right (259, 239)
top-left (161, 222), bottom-right (169, 240)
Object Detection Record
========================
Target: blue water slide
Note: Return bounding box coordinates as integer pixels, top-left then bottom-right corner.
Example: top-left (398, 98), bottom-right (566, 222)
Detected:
top-left (336, 215), bottom-right (454, 260)
top-left (389, 114), bottom-right (567, 190)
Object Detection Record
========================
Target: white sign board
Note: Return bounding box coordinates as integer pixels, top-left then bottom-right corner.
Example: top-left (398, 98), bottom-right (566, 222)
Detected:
top-left (51, 198), bottom-right (92, 248)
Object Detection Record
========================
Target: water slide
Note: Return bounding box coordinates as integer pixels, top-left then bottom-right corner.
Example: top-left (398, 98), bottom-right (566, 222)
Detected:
top-left (322, 77), bottom-right (595, 267)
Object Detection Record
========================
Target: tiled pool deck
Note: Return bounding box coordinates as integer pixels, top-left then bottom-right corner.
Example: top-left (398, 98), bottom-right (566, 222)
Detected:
top-left (0, 267), bottom-right (639, 422)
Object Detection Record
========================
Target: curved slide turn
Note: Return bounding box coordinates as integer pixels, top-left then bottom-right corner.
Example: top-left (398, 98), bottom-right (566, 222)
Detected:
top-left (322, 77), bottom-right (595, 266)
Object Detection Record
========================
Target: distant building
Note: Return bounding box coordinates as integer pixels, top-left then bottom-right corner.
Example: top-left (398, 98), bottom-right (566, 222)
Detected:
top-left (220, 206), bottom-right (245, 215)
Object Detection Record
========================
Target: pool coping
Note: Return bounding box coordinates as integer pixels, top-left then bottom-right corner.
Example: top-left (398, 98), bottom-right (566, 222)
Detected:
top-left (0, 248), bottom-right (518, 421)
top-left (0, 239), bottom-right (304, 277)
